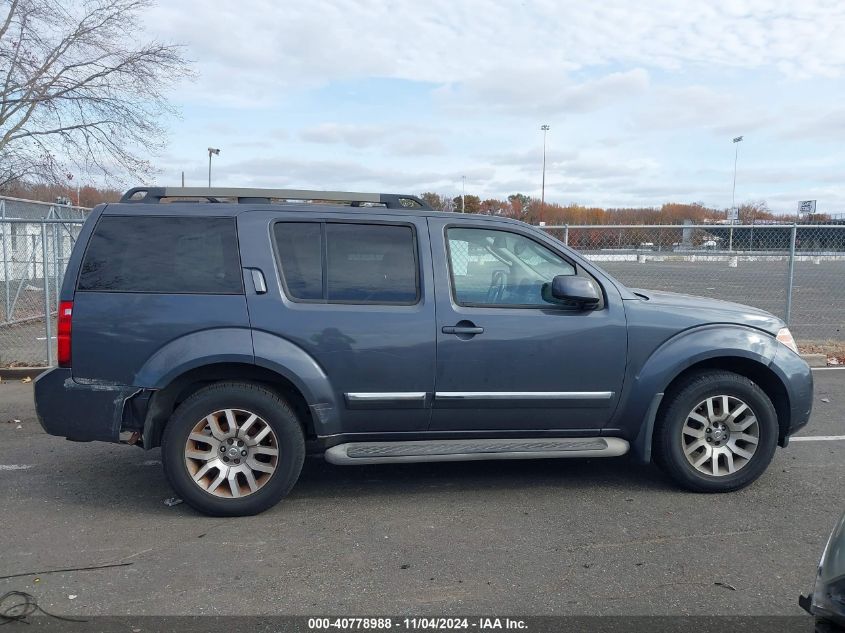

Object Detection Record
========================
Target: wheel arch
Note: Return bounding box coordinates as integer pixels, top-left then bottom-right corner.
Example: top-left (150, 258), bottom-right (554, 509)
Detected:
top-left (142, 362), bottom-right (316, 449)
top-left (655, 357), bottom-right (791, 446)
top-left (626, 325), bottom-right (790, 462)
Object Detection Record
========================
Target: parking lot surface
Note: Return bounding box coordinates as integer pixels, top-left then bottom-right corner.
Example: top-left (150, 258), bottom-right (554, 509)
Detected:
top-left (599, 259), bottom-right (845, 342)
top-left (0, 369), bottom-right (843, 616)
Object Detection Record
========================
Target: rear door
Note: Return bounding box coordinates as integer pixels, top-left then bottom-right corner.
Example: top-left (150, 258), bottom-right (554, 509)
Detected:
top-left (428, 218), bottom-right (628, 432)
top-left (240, 210), bottom-right (436, 434)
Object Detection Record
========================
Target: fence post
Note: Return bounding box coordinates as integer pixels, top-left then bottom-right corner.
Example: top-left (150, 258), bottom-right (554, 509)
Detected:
top-left (41, 222), bottom-right (54, 366)
top-left (784, 223), bottom-right (797, 325)
top-left (51, 222), bottom-right (59, 311)
top-left (2, 214), bottom-right (9, 322)
top-left (563, 224), bottom-right (569, 246)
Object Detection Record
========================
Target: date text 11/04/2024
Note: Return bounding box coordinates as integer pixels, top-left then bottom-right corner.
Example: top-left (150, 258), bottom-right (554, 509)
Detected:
top-left (307, 618), bottom-right (528, 630)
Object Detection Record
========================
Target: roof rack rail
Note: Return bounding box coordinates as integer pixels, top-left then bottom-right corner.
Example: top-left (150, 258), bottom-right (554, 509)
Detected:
top-left (120, 187), bottom-right (432, 210)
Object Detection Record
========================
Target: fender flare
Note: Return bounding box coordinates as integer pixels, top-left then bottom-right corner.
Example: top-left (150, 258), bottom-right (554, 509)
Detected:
top-left (626, 324), bottom-right (780, 462)
top-left (136, 328), bottom-right (341, 444)
top-left (134, 327), bottom-right (256, 388)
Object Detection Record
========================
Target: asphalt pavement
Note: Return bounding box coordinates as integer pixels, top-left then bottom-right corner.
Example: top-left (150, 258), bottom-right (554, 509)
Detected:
top-left (0, 369), bottom-right (843, 616)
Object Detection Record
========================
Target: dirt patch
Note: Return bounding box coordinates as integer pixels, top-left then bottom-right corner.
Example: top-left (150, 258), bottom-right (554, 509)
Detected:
top-left (798, 340), bottom-right (845, 366)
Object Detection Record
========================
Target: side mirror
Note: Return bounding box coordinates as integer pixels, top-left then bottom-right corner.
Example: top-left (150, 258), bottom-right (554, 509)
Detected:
top-left (545, 275), bottom-right (600, 308)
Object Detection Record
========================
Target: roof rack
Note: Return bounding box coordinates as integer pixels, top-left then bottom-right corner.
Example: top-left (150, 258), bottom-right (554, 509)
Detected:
top-left (120, 187), bottom-right (432, 210)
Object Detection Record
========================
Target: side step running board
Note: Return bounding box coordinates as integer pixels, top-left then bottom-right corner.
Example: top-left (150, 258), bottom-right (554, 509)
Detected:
top-left (324, 437), bottom-right (629, 465)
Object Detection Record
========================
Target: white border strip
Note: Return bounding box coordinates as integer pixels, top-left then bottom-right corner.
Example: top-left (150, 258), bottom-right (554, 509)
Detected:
top-left (790, 435), bottom-right (845, 442)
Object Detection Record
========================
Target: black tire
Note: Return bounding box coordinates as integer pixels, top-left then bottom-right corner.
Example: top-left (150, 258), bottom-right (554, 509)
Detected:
top-left (161, 381), bottom-right (305, 516)
top-left (653, 370), bottom-right (778, 493)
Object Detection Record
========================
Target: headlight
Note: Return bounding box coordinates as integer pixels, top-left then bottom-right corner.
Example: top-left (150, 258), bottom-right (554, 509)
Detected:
top-left (776, 327), bottom-right (799, 354)
top-left (802, 511), bottom-right (845, 626)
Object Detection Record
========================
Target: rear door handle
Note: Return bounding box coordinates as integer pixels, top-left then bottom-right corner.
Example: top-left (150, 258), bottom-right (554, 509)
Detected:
top-left (249, 268), bottom-right (267, 294)
top-left (442, 325), bottom-right (484, 335)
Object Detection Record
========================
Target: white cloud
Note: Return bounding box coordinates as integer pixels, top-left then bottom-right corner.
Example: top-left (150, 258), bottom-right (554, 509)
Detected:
top-left (300, 124), bottom-right (391, 148)
top-left (148, 0), bottom-right (845, 102)
top-left (439, 68), bottom-right (650, 116)
top-left (139, 0), bottom-right (845, 214)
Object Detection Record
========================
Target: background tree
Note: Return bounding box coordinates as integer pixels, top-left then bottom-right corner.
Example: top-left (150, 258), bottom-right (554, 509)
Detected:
top-left (0, 0), bottom-right (191, 189)
top-left (737, 200), bottom-right (773, 223)
top-left (420, 191), bottom-right (447, 211)
top-left (452, 194), bottom-right (480, 213)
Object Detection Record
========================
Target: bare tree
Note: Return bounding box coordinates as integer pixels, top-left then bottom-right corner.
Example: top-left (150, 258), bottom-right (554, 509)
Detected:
top-left (0, 0), bottom-right (191, 188)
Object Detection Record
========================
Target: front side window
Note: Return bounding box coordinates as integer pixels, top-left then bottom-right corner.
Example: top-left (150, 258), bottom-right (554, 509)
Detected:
top-left (78, 216), bottom-right (243, 294)
top-left (273, 221), bottom-right (419, 304)
top-left (447, 227), bottom-right (577, 307)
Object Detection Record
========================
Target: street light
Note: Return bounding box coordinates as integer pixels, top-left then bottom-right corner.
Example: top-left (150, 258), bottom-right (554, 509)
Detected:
top-left (540, 125), bottom-right (550, 210)
top-left (729, 136), bottom-right (743, 251)
top-left (208, 147), bottom-right (221, 187)
top-left (731, 136), bottom-right (743, 213)
top-left (461, 175), bottom-right (466, 213)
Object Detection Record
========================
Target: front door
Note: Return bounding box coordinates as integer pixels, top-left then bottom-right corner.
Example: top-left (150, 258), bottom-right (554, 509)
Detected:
top-left (428, 218), bottom-right (627, 432)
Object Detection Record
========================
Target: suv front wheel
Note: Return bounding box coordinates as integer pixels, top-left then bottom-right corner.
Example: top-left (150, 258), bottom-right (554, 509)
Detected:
top-left (653, 370), bottom-right (779, 492)
top-left (161, 382), bottom-right (305, 516)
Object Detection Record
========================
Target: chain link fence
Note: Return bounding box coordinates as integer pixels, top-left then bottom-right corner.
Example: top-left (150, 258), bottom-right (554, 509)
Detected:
top-left (2, 200), bottom-right (844, 366)
top-left (541, 223), bottom-right (845, 349)
top-left (1, 197), bottom-right (88, 366)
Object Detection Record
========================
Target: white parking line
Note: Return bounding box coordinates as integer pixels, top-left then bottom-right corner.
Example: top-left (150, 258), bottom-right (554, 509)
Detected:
top-left (811, 366), bottom-right (844, 371)
top-left (791, 435), bottom-right (845, 442)
top-left (0, 464), bottom-right (34, 470)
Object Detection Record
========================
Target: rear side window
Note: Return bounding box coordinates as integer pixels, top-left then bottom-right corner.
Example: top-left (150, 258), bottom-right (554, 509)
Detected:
top-left (273, 222), bottom-right (419, 304)
top-left (272, 222), bottom-right (322, 300)
top-left (78, 216), bottom-right (243, 294)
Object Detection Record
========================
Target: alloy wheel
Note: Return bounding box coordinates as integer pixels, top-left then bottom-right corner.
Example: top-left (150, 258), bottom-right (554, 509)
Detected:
top-left (183, 408), bottom-right (279, 498)
top-left (681, 395), bottom-right (759, 476)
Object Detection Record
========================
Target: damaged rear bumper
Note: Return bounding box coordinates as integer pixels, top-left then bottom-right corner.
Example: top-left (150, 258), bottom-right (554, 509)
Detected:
top-left (34, 368), bottom-right (150, 443)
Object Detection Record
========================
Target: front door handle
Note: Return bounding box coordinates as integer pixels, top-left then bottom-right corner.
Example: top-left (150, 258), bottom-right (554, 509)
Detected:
top-left (442, 321), bottom-right (484, 338)
top-left (442, 326), bottom-right (484, 335)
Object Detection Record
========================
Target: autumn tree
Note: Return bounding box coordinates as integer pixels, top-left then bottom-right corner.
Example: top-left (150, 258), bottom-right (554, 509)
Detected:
top-left (452, 194), bottom-right (480, 213)
top-left (480, 198), bottom-right (506, 215)
top-left (737, 200), bottom-right (773, 223)
top-left (2, 178), bottom-right (119, 204)
top-left (419, 191), bottom-right (446, 210)
top-left (0, 0), bottom-right (191, 189)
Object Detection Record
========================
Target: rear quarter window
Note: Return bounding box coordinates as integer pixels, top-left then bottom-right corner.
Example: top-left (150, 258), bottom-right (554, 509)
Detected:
top-left (78, 216), bottom-right (243, 294)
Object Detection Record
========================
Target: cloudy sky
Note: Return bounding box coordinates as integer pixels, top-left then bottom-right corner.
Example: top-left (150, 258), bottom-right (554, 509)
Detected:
top-left (141, 0), bottom-right (845, 214)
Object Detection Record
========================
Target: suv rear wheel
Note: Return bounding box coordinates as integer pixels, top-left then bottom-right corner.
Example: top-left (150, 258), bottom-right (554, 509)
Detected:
top-left (653, 370), bottom-right (778, 492)
top-left (161, 382), bottom-right (305, 516)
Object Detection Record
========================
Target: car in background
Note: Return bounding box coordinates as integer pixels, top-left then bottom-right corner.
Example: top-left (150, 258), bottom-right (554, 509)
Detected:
top-left (801, 511), bottom-right (845, 630)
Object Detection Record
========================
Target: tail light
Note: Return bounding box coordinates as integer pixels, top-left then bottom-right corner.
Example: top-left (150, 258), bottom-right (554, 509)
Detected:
top-left (57, 301), bottom-right (73, 367)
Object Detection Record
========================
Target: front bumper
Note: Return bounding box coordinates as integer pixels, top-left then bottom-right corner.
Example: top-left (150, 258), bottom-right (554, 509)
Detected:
top-left (770, 344), bottom-right (814, 443)
top-left (34, 368), bottom-right (140, 443)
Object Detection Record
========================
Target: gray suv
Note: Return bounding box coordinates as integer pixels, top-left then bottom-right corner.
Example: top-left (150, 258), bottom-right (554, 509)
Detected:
top-left (34, 187), bottom-right (814, 516)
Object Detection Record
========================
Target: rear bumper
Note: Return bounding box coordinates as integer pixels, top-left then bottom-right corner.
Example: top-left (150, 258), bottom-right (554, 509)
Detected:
top-left (770, 345), bottom-right (814, 444)
top-left (34, 368), bottom-right (140, 443)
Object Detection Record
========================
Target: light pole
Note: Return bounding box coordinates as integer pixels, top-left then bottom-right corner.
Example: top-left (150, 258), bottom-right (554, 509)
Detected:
top-left (208, 147), bottom-right (220, 187)
top-left (540, 125), bottom-right (550, 210)
top-left (731, 135), bottom-right (743, 212)
top-left (461, 175), bottom-right (466, 213)
top-left (729, 135), bottom-right (743, 251)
